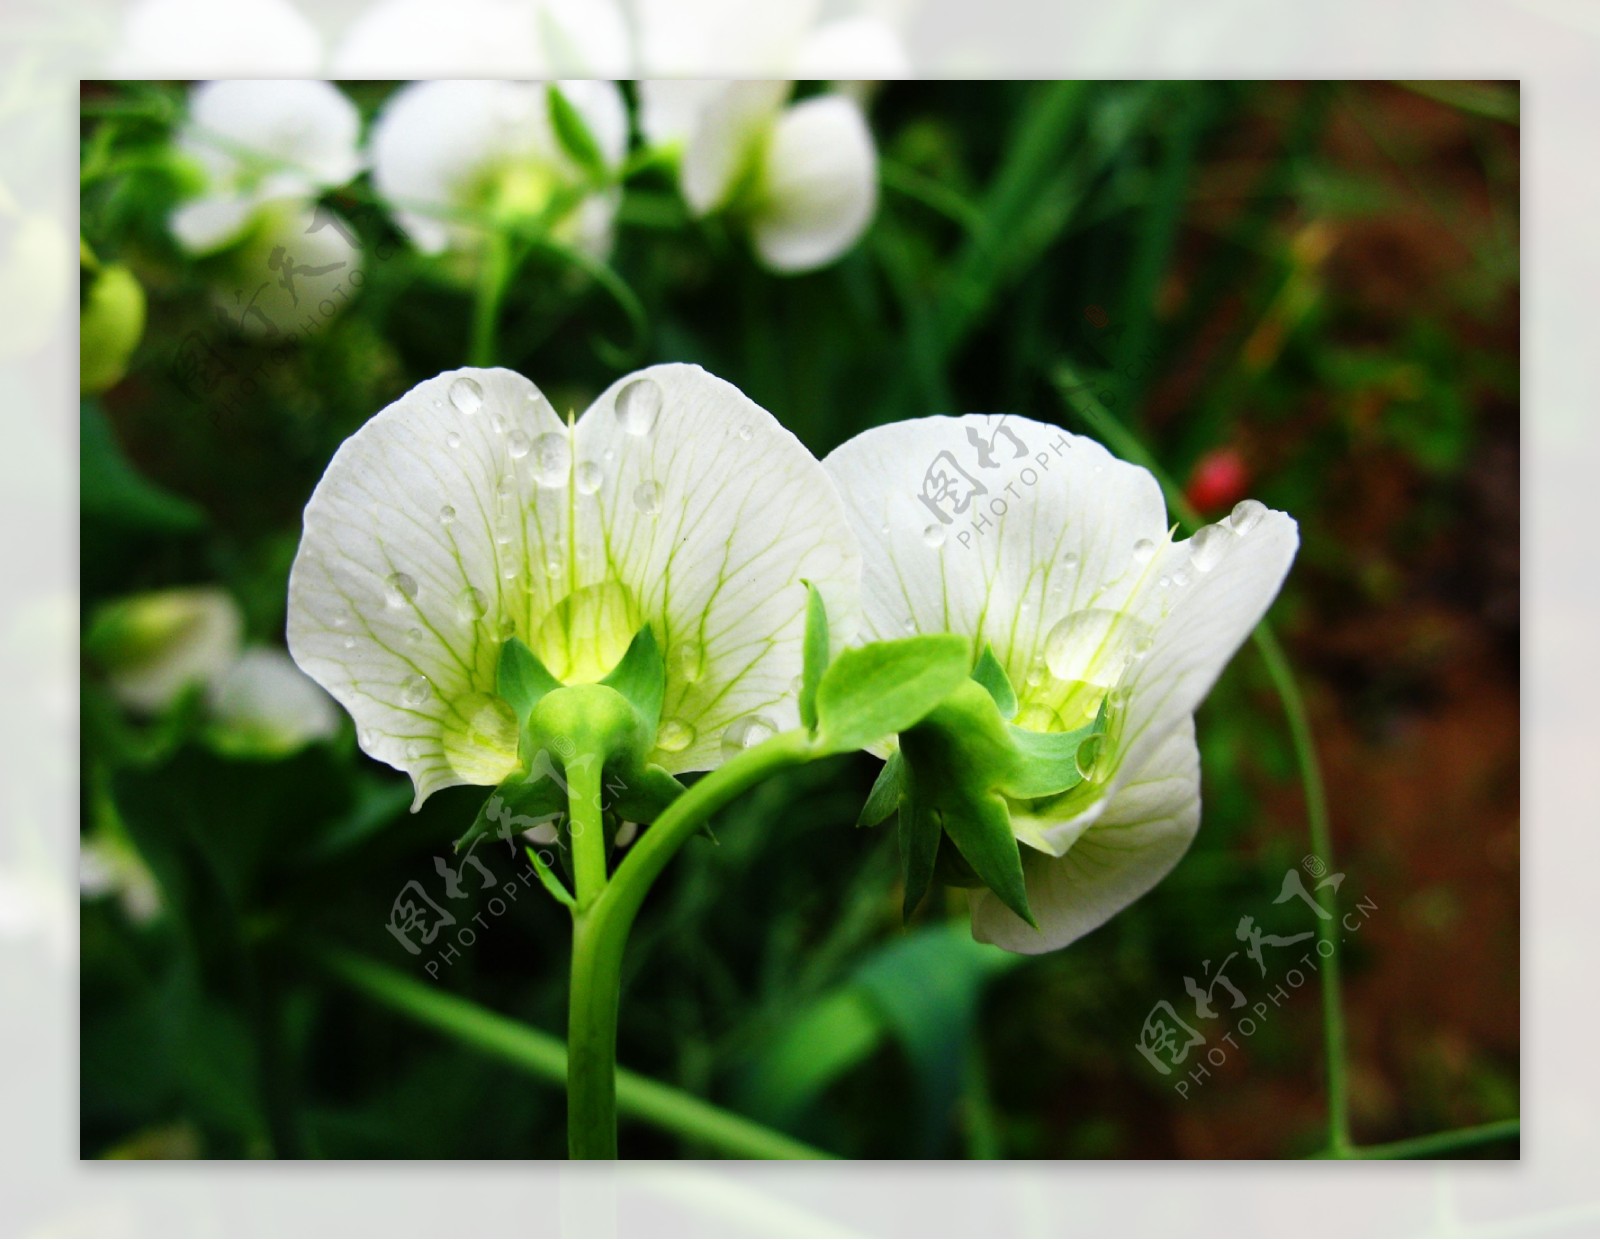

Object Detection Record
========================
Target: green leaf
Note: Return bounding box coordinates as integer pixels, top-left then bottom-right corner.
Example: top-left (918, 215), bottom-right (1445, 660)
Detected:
top-left (970, 644), bottom-right (1017, 719)
top-left (857, 750), bottom-right (904, 828)
top-left (798, 580), bottom-right (829, 732)
top-left (599, 624), bottom-right (667, 734)
top-left (81, 401), bottom-right (206, 533)
top-left (524, 844), bottom-right (576, 908)
top-left (496, 637), bottom-right (561, 720)
top-left (814, 634), bottom-right (971, 755)
top-left (547, 84), bottom-right (607, 180)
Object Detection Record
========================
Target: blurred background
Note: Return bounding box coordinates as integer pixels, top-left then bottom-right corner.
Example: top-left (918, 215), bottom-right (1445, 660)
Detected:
top-left (78, 79), bottom-right (1519, 1159)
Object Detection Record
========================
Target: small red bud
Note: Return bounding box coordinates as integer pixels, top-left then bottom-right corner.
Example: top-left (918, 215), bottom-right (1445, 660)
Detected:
top-left (1185, 447), bottom-right (1250, 514)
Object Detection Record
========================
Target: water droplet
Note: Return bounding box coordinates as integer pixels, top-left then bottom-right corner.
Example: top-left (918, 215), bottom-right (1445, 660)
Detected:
top-left (1062, 551), bottom-right (1080, 569)
top-left (408, 627), bottom-right (423, 645)
top-left (575, 462), bottom-right (603, 494)
top-left (1173, 569), bottom-right (1191, 587)
top-left (923, 523), bottom-right (947, 548)
top-left (332, 610), bottom-right (349, 628)
top-left (342, 635), bottom-right (356, 649)
top-left (529, 433), bottom-right (570, 486)
top-left (673, 642), bottom-right (704, 684)
top-left (441, 692), bottom-right (519, 781)
top-left (446, 431), bottom-right (462, 449)
top-left (385, 572), bottom-right (418, 607)
top-left (1025, 659), bottom-right (1047, 687)
top-left (438, 504), bottom-right (456, 526)
top-left (736, 424), bottom-right (753, 442)
top-left (458, 586), bottom-right (488, 620)
top-left (657, 718), bottom-right (695, 753)
top-left (614, 378), bottom-right (661, 435)
top-left (490, 412), bottom-right (507, 434)
top-left (356, 726), bottom-right (373, 749)
top-left (720, 714), bottom-right (776, 758)
top-left (1132, 635), bottom-right (1154, 661)
top-left (496, 617), bottom-right (517, 640)
top-left (1043, 608), bottom-right (1151, 684)
top-left (449, 375), bottom-right (483, 415)
top-left (1075, 733), bottom-right (1104, 782)
top-left (1230, 498), bottom-right (1266, 535)
top-left (1132, 538), bottom-right (1156, 565)
top-left (502, 564), bottom-right (518, 581)
top-left (506, 429), bottom-right (531, 459)
top-left (603, 448), bottom-right (615, 462)
top-left (545, 558), bottom-right (563, 579)
top-left (401, 673), bottom-right (431, 707)
top-left (1188, 523), bottom-right (1233, 572)
top-left (790, 675), bottom-right (805, 695)
top-left (633, 480), bottom-right (662, 515)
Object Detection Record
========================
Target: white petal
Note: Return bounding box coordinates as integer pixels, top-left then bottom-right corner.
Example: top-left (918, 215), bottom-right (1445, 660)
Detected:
top-left (207, 646), bottom-right (341, 755)
top-left (792, 15), bottom-right (910, 80)
top-left (331, 0), bottom-right (542, 77)
top-left (633, 0), bottom-right (822, 75)
top-left (749, 95), bottom-right (878, 273)
top-left (971, 717), bottom-right (1201, 953)
top-left (114, 0), bottom-right (322, 76)
top-left (208, 200), bottom-right (362, 338)
top-left (636, 81), bottom-right (723, 152)
top-left (171, 193), bottom-right (261, 255)
top-left (679, 80), bottom-right (790, 216)
top-left (536, 0), bottom-right (632, 75)
top-left (823, 414), bottom-right (1167, 675)
top-left (97, 588), bottom-right (244, 715)
top-left (288, 364), bottom-right (859, 807)
top-left (181, 80), bottom-right (362, 191)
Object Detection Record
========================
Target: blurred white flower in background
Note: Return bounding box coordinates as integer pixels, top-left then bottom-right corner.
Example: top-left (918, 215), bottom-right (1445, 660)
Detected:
top-left (170, 79), bottom-right (362, 255)
top-left (113, 0), bottom-right (324, 77)
top-left (332, 0), bottom-right (630, 77)
top-left (632, 0), bottom-right (908, 79)
top-left (88, 587), bottom-right (244, 716)
top-left (206, 646), bottom-right (341, 758)
top-left (370, 78), bottom-right (627, 266)
top-left (644, 80), bottom-right (879, 273)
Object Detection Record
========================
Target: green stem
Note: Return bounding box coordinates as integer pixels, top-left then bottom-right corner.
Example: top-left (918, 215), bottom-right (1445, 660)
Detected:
top-left (565, 748), bottom-right (617, 1159)
top-left (1054, 366), bottom-right (1349, 1151)
top-left (562, 727), bottom-right (816, 1159)
top-left (468, 229), bottom-right (513, 367)
top-left (310, 945), bottom-right (834, 1160)
top-left (1316, 1118), bottom-right (1519, 1161)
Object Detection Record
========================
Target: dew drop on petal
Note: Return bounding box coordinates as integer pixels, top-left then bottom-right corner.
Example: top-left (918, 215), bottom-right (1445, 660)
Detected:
top-left (1132, 538), bottom-right (1156, 564)
top-left (438, 505), bottom-right (456, 526)
top-left (736, 425), bottom-right (753, 442)
top-left (401, 673), bottom-right (431, 707)
top-left (545, 558), bottom-right (563, 579)
top-left (1230, 498), bottom-right (1266, 535)
top-left (657, 718), bottom-right (695, 753)
top-left (446, 431), bottom-right (462, 449)
top-left (506, 430), bottom-right (531, 459)
top-left (449, 375), bottom-right (483, 415)
top-left (673, 642), bottom-right (704, 684)
top-left (633, 480), bottom-right (662, 515)
top-left (342, 635), bottom-right (356, 649)
top-left (575, 462), bottom-right (603, 494)
top-left (1062, 551), bottom-right (1080, 570)
top-left (385, 572), bottom-right (418, 607)
top-left (1075, 732), bottom-right (1104, 782)
top-left (1043, 608), bottom-right (1150, 684)
top-left (1173, 569), bottom-right (1190, 587)
top-left (720, 714), bottom-right (776, 758)
top-left (923, 523), bottom-right (947, 548)
top-left (441, 692), bottom-right (520, 781)
top-left (458, 586), bottom-right (489, 621)
top-left (532, 432), bottom-right (571, 486)
top-left (1188, 523), bottom-right (1233, 572)
top-left (614, 378), bottom-right (661, 435)
top-left (332, 609), bottom-right (349, 628)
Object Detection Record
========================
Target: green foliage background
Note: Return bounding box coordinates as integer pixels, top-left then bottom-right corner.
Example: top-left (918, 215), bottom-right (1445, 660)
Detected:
top-left (80, 80), bottom-right (1519, 1159)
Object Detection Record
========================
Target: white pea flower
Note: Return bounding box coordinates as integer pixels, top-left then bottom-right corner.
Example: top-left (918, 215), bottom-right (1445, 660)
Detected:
top-left (170, 80), bottom-right (362, 256)
top-left (287, 364), bottom-right (860, 808)
top-left (369, 79), bottom-right (627, 268)
top-left (332, 0), bottom-right (630, 77)
top-left (642, 80), bottom-right (879, 274)
top-left (206, 647), bottom-right (342, 757)
top-left (87, 587), bottom-right (243, 716)
top-left (824, 415), bottom-right (1298, 953)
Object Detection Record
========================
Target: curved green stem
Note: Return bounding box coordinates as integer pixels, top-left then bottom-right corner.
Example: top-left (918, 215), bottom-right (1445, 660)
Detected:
top-left (468, 228), bottom-right (513, 366)
top-left (562, 728), bottom-right (816, 1159)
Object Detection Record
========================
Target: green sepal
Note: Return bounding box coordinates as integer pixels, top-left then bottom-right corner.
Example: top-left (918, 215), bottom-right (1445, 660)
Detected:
top-left (1000, 704), bottom-right (1107, 800)
top-left (798, 580), bottom-right (829, 732)
top-left (814, 634), bottom-right (971, 755)
top-left (970, 644), bottom-right (1017, 720)
top-left (606, 757), bottom-right (687, 825)
top-left (454, 768), bottom-right (567, 854)
top-left (898, 680), bottom-right (1034, 927)
top-left (857, 750), bottom-right (905, 828)
top-left (599, 624), bottom-right (667, 736)
top-left (547, 84), bottom-right (607, 180)
top-left (898, 796), bottom-right (942, 920)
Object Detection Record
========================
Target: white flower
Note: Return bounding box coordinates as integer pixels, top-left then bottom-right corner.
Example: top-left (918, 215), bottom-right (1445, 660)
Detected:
top-left (332, 0), bottom-right (630, 78)
top-left (287, 364), bottom-right (860, 808)
top-left (113, 0), bottom-right (323, 77)
top-left (369, 79), bottom-right (627, 264)
top-left (643, 81), bottom-right (879, 274)
top-left (88, 587), bottom-right (243, 715)
top-left (206, 647), bottom-right (342, 757)
top-left (824, 415), bottom-right (1298, 953)
top-left (170, 80), bottom-right (362, 256)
